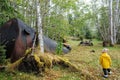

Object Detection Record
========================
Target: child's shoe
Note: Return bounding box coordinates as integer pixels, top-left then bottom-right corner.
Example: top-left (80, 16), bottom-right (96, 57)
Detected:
top-left (103, 75), bottom-right (108, 78)
top-left (108, 71), bottom-right (112, 75)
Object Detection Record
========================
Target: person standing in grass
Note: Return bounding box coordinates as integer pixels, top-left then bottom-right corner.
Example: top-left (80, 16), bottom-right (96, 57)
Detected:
top-left (99, 48), bottom-right (112, 78)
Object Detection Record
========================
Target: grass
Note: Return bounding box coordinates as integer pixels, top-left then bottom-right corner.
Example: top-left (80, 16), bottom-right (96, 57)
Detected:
top-left (61, 39), bottom-right (120, 80)
top-left (0, 39), bottom-right (120, 80)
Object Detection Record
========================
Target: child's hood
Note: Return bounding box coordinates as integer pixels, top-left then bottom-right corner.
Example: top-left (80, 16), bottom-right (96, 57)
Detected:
top-left (101, 53), bottom-right (109, 58)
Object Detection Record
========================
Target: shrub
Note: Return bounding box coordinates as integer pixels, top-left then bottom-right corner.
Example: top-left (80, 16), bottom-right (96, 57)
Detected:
top-left (56, 42), bottom-right (63, 55)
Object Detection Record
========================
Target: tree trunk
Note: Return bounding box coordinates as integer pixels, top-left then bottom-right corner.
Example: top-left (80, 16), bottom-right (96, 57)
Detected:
top-left (114, 0), bottom-right (119, 43)
top-left (109, 0), bottom-right (114, 46)
top-left (36, 0), bottom-right (44, 53)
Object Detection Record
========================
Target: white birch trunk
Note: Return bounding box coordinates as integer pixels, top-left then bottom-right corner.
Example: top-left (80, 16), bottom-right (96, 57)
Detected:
top-left (109, 0), bottom-right (114, 45)
top-left (36, 0), bottom-right (44, 53)
top-left (114, 0), bottom-right (119, 43)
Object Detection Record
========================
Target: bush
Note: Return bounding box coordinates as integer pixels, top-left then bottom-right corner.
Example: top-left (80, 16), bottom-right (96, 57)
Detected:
top-left (79, 35), bottom-right (84, 41)
top-left (85, 28), bottom-right (92, 39)
top-left (56, 42), bottom-right (63, 55)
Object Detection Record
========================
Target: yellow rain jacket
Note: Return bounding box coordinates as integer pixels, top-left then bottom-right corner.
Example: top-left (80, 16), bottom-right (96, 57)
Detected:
top-left (99, 52), bottom-right (111, 68)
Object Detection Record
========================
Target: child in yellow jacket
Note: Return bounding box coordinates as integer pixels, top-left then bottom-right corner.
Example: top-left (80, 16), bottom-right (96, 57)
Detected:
top-left (99, 48), bottom-right (112, 78)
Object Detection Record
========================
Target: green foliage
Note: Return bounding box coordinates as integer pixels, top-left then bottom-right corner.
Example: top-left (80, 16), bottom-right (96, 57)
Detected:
top-left (99, 7), bottom-right (109, 28)
top-left (68, 6), bottom-right (94, 38)
top-left (52, 0), bottom-right (77, 11)
top-left (44, 14), bottom-right (70, 41)
top-left (43, 0), bottom-right (79, 41)
top-left (95, 6), bottom-right (109, 41)
top-left (0, 45), bottom-right (6, 64)
top-left (0, 0), bottom-right (24, 26)
top-left (0, 71), bottom-right (13, 80)
top-left (56, 41), bottom-right (63, 55)
top-left (84, 26), bottom-right (92, 39)
top-left (0, 71), bottom-right (43, 80)
top-left (79, 35), bottom-right (84, 41)
top-left (96, 30), bottom-right (102, 40)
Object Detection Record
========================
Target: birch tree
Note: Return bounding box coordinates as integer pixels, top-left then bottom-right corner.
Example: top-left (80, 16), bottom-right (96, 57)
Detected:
top-left (91, 0), bottom-right (110, 41)
top-left (91, 0), bottom-right (120, 46)
top-left (109, 0), bottom-right (114, 46)
top-left (36, 0), bottom-right (44, 53)
top-left (108, 0), bottom-right (120, 45)
top-left (113, 0), bottom-right (119, 43)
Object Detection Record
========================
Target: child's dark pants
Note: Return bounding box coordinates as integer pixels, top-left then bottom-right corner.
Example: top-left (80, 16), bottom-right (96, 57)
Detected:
top-left (103, 68), bottom-right (110, 75)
